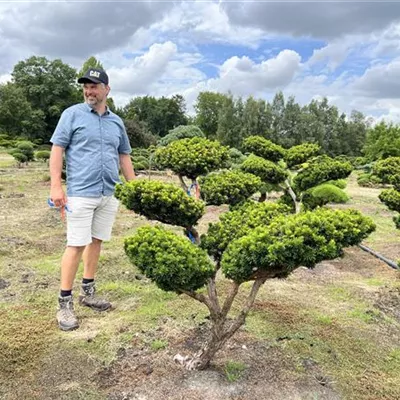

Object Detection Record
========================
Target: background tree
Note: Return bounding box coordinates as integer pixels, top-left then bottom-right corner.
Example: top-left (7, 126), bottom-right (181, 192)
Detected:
top-left (363, 122), bottom-right (400, 161)
top-left (0, 83), bottom-right (46, 140)
top-left (194, 92), bottom-right (228, 139)
top-left (158, 125), bottom-right (205, 147)
top-left (124, 119), bottom-right (158, 148)
top-left (11, 56), bottom-right (78, 143)
top-left (122, 95), bottom-right (187, 137)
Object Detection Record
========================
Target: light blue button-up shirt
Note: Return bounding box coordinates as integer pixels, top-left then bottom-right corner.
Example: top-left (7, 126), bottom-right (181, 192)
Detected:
top-left (50, 103), bottom-right (132, 197)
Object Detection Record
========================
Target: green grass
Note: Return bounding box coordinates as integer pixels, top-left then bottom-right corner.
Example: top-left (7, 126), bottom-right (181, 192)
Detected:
top-left (150, 339), bottom-right (168, 351)
top-left (1, 161), bottom-right (400, 399)
top-left (224, 360), bottom-right (246, 382)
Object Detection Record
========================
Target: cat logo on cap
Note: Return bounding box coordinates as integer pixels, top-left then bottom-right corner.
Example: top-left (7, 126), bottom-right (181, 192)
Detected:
top-left (89, 70), bottom-right (100, 78)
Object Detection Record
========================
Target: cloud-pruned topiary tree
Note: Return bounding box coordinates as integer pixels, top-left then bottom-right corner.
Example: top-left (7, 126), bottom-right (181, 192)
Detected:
top-left (115, 150), bottom-right (375, 370)
top-left (374, 157), bottom-right (400, 230)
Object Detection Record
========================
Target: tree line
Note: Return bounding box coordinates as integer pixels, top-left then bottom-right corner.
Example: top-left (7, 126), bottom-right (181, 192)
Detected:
top-left (1, 55), bottom-right (400, 161)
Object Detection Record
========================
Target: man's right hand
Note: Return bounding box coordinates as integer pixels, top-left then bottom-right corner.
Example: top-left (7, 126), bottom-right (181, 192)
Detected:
top-left (50, 186), bottom-right (67, 208)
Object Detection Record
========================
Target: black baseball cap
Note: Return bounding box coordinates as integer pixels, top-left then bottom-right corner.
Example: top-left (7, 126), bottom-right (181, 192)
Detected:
top-left (78, 68), bottom-right (109, 85)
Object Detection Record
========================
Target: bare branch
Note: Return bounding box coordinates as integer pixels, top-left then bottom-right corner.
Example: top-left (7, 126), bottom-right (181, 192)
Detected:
top-left (221, 281), bottom-right (240, 319)
top-left (226, 278), bottom-right (266, 336)
top-left (207, 277), bottom-right (221, 314)
top-left (178, 289), bottom-right (217, 316)
top-left (284, 179), bottom-right (301, 214)
top-left (178, 174), bottom-right (188, 192)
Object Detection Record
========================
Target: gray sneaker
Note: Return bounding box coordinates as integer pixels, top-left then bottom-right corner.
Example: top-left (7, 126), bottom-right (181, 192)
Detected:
top-left (79, 282), bottom-right (111, 311)
top-left (57, 295), bottom-right (79, 331)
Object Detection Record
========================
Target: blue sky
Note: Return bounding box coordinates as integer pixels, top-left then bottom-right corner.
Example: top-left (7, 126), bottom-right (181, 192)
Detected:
top-left (1, 1), bottom-right (400, 122)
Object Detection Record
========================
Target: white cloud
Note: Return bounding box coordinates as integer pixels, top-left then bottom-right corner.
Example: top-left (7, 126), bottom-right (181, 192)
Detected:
top-left (109, 42), bottom-right (178, 95)
top-left (212, 50), bottom-right (301, 96)
top-left (352, 59), bottom-right (400, 98)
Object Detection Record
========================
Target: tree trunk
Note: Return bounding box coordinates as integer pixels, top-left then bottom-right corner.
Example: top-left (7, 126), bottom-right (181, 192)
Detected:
top-left (174, 278), bottom-right (266, 370)
top-left (284, 179), bottom-right (301, 214)
top-left (259, 192), bottom-right (267, 202)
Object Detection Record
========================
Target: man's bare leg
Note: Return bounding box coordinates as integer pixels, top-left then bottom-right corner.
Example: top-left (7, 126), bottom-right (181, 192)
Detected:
top-left (82, 238), bottom-right (102, 279)
top-left (80, 238), bottom-right (111, 311)
top-left (60, 245), bottom-right (86, 290)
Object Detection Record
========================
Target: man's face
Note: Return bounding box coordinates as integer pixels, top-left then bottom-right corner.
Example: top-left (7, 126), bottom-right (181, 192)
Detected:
top-left (83, 82), bottom-right (109, 106)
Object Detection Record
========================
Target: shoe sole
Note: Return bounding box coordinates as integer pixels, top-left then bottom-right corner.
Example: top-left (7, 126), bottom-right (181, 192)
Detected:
top-left (58, 322), bottom-right (79, 331)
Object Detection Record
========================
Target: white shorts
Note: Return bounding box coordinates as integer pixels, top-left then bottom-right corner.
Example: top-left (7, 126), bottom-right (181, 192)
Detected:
top-left (66, 196), bottom-right (119, 246)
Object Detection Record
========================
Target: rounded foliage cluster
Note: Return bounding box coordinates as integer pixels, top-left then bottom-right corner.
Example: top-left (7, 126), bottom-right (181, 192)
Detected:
top-left (35, 150), bottom-right (51, 162)
top-left (158, 125), bottom-right (205, 147)
top-left (199, 170), bottom-right (261, 206)
top-left (379, 189), bottom-right (400, 213)
top-left (115, 179), bottom-right (205, 228)
top-left (155, 137), bottom-right (230, 179)
top-left (240, 154), bottom-right (287, 185)
top-left (228, 147), bottom-right (247, 167)
top-left (302, 183), bottom-right (349, 210)
top-left (357, 172), bottom-right (383, 188)
top-left (284, 143), bottom-right (320, 168)
top-left (201, 201), bottom-right (290, 261)
top-left (242, 136), bottom-right (286, 162)
top-left (221, 208), bottom-right (375, 283)
top-left (124, 226), bottom-right (214, 292)
top-left (373, 157), bottom-right (400, 189)
top-left (9, 140), bottom-right (35, 163)
top-left (294, 155), bottom-right (353, 192)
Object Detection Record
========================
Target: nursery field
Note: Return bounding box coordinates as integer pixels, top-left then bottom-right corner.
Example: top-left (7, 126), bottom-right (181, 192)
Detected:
top-left (0, 152), bottom-right (400, 400)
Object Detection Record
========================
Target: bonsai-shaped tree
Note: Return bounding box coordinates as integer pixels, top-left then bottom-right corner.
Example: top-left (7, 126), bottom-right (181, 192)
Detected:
top-left (115, 141), bottom-right (375, 370)
top-left (241, 137), bottom-right (352, 213)
top-left (374, 157), bottom-right (400, 230)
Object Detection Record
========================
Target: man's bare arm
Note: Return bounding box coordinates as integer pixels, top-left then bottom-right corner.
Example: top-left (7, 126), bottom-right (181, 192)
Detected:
top-left (49, 145), bottom-right (67, 207)
top-left (119, 153), bottom-right (136, 182)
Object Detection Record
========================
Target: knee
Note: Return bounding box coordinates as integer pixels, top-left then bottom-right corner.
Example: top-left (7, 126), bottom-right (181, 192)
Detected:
top-left (66, 245), bottom-right (86, 255)
top-left (92, 238), bottom-right (103, 245)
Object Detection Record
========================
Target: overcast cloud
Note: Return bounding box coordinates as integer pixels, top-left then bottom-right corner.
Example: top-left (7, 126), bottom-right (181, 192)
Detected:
top-left (1, 1), bottom-right (400, 122)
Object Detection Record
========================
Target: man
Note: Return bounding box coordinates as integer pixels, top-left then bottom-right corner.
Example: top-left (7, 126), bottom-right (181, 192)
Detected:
top-left (49, 68), bottom-right (135, 331)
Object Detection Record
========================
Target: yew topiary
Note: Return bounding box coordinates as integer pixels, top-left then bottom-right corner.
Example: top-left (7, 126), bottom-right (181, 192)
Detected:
top-left (115, 179), bottom-right (204, 229)
top-left (222, 208), bottom-right (375, 282)
top-left (124, 225), bottom-right (214, 292)
top-left (242, 136), bottom-right (286, 162)
top-left (240, 154), bottom-right (287, 185)
top-left (284, 143), bottom-right (320, 168)
top-left (200, 201), bottom-right (290, 262)
top-left (198, 170), bottom-right (261, 206)
top-left (302, 183), bottom-right (349, 210)
top-left (155, 137), bottom-right (230, 182)
top-left (293, 156), bottom-right (353, 192)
